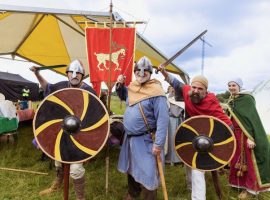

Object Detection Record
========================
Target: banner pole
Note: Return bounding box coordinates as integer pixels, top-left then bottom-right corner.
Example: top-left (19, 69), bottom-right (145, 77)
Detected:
top-left (107, 0), bottom-right (113, 112)
top-left (105, 1), bottom-right (113, 196)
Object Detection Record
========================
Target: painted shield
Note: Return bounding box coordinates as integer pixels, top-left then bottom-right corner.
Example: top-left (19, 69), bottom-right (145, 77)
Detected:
top-left (33, 88), bottom-right (110, 164)
top-left (175, 115), bottom-right (236, 171)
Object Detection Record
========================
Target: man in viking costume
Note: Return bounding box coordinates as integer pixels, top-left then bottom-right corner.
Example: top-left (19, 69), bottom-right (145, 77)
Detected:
top-left (30, 60), bottom-right (96, 200)
top-left (158, 65), bottom-right (232, 200)
top-left (116, 56), bottom-right (169, 200)
top-left (165, 86), bottom-right (185, 165)
top-left (227, 78), bottom-right (270, 199)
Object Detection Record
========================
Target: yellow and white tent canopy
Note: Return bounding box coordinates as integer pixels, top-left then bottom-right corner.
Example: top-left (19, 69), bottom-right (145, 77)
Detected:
top-left (0, 4), bottom-right (189, 83)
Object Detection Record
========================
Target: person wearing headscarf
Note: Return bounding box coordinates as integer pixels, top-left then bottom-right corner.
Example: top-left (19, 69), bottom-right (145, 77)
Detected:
top-left (158, 64), bottom-right (232, 200)
top-left (116, 56), bottom-right (169, 200)
top-left (227, 78), bottom-right (270, 199)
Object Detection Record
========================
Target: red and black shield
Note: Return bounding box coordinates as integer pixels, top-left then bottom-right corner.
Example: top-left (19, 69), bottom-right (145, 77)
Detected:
top-left (174, 115), bottom-right (236, 171)
top-left (33, 88), bottom-right (110, 164)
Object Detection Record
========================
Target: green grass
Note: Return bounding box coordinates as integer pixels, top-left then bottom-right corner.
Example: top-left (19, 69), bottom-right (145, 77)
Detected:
top-left (109, 95), bottom-right (126, 115)
top-left (0, 96), bottom-right (269, 199)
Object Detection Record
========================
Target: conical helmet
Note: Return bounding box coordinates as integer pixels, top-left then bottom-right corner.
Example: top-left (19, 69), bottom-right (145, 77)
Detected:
top-left (66, 60), bottom-right (85, 78)
top-left (134, 56), bottom-right (153, 76)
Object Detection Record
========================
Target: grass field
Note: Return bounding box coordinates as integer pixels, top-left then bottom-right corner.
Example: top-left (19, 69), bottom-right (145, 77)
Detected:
top-left (0, 96), bottom-right (269, 199)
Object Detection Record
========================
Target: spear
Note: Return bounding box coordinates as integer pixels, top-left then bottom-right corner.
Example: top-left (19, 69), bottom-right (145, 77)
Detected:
top-left (0, 167), bottom-right (48, 175)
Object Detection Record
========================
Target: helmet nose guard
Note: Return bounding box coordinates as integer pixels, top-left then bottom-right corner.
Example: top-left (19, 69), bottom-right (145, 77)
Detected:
top-left (66, 60), bottom-right (85, 78)
top-left (134, 56), bottom-right (153, 76)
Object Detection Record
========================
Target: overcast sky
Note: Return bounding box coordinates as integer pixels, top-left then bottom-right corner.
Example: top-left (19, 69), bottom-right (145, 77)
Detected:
top-left (0, 0), bottom-right (269, 93)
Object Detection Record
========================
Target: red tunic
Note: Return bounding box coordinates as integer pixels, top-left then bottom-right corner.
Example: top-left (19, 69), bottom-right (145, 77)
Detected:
top-left (182, 85), bottom-right (232, 126)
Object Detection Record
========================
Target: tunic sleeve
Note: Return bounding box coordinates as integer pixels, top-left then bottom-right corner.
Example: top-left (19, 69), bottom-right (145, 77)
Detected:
top-left (166, 74), bottom-right (184, 101)
top-left (152, 96), bottom-right (169, 147)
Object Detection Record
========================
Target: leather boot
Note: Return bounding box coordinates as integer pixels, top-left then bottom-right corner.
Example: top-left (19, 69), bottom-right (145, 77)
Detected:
top-left (238, 190), bottom-right (253, 199)
top-left (73, 176), bottom-right (85, 200)
top-left (39, 167), bottom-right (63, 196)
top-left (123, 193), bottom-right (134, 200)
top-left (142, 187), bottom-right (157, 200)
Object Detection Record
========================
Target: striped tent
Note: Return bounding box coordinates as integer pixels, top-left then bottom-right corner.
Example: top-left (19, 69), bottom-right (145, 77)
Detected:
top-left (0, 4), bottom-right (189, 83)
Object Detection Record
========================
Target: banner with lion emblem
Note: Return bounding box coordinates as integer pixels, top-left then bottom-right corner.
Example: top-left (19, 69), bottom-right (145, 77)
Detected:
top-left (85, 28), bottom-right (135, 87)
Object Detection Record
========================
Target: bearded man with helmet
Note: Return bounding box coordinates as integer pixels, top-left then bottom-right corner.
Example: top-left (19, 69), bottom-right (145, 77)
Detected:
top-left (116, 56), bottom-right (169, 200)
top-left (30, 59), bottom-right (96, 200)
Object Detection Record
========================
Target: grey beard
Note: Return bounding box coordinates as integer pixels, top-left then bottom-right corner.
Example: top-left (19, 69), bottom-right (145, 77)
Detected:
top-left (69, 78), bottom-right (82, 87)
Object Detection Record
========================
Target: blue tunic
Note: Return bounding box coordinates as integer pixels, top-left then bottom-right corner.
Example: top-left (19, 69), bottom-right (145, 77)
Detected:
top-left (118, 95), bottom-right (169, 190)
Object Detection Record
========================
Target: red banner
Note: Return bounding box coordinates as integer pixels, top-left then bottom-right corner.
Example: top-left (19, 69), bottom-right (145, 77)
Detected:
top-left (91, 82), bottom-right (101, 97)
top-left (85, 28), bottom-right (135, 86)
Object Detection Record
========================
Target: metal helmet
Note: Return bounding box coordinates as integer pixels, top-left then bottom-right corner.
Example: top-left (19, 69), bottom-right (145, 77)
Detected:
top-left (134, 56), bottom-right (153, 76)
top-left (66, 60), bottom-right (85, 78)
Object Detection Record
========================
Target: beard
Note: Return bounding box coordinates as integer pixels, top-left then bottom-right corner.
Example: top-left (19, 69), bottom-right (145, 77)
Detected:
top-left (69, 77), bottom-right (82, 87)
top-left (136, 74), bottom-right (150, 84)
top-left (188, 90), bottom-right (205, 104)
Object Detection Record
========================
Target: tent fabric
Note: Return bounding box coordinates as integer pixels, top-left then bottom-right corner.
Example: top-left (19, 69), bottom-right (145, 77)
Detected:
top-left (252, 79), bottom-right (270, 134)
top-left (0, 71), bottom-right (39, 101)
top-left (0, 5), bottom-right (189, 83)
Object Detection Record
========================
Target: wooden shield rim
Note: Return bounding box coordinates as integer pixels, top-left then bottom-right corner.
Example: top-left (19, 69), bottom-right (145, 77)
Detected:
top-left (33, 88), bottom-right (110, 164)
top-left (174, 115), bottom-right (236, 171)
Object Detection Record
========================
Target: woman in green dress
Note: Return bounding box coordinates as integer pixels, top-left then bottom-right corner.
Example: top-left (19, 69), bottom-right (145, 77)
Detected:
top-left (227, 78), bottom-right (270, 199)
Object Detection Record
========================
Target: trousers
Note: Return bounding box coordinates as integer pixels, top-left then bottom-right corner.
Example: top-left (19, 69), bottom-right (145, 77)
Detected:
top-left (186, 167), bottom-right (206, 200)
top-left (127, 174), bottom-right (157, 200)
top-left (55, 161), bottom-right (85, 179)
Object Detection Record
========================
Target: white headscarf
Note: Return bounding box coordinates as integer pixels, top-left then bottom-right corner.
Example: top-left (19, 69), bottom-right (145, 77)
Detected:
top-left (228, 78), bottom-right (243, 90)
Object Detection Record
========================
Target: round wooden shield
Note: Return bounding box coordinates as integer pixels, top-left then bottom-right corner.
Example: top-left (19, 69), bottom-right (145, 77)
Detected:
top-left (174, 115), bottom-right (236, 171)
top-left (33, 88), bottom-right (110, 164)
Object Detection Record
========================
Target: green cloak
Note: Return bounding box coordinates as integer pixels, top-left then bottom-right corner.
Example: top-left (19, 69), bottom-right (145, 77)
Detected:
top-left (227, 93), bottom-right (270, 186)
